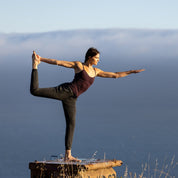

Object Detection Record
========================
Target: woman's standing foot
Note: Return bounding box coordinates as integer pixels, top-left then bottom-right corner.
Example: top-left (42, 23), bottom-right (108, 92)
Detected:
top-left (64, 150), bottom-right (81, 162)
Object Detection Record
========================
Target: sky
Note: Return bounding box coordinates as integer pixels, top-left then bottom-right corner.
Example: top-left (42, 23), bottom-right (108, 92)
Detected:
top-left (1, 0), bottom-right (178, 33)
top-left (1, 29), bottom-right (178, 61)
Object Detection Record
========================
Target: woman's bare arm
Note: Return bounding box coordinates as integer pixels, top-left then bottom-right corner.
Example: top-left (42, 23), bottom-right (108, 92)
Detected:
top-left (35, 53), bottom-right (83, 69)
top-left (39, 57), bottom-right (77, 68)
top-left (96, 68), bottom-right (145, 78)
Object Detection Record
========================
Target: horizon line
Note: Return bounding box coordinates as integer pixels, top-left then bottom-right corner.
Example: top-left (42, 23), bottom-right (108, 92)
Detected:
top-left (1, 27), bottom-right (178, 35)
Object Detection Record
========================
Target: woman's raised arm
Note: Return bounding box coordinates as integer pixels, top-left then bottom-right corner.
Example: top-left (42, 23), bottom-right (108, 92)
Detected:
top-left (40, 57), bottom-right (76, 68)
top-left (35, 53), bottom-right (77, 69)
top-left (95, 68), bottom-right (145, 78)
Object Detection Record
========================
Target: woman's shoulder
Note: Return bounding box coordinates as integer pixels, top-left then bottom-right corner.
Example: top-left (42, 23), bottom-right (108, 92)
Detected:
top-left (73, 61), bottom-right (83, 72)
top-left (74, 61), bottom-right (83, 68)
top-left (74, 61), bottom-right (82, 65)
top-left (93, 67), bottom-right (102, 76)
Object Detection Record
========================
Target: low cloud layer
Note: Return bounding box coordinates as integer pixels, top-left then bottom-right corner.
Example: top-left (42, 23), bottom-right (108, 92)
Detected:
top-left (0, 29), bottom-right (178, 62)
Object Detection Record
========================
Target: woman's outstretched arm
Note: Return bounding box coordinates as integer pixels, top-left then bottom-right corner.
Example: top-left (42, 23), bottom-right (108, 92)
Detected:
top-left (39, 56), bottom-right (76, 68)
top-left (35, 53), bottom-right (80, 69)
top-left (95, 68), bottom-right (145, 78)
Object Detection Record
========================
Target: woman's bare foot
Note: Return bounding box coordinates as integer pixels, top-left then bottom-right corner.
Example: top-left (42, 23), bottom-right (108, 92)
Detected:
top-left (32, 51), bottom-right (41, 69)
top-left (64, 150), bottom-right (81, 162)
top-left (64, 155), bottom-right (81, 162)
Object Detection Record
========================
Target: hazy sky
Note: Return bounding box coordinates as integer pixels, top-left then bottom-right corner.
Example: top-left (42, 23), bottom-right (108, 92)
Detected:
top-left (1, 29), bottom-right (178, 61)
top-left (1, 0), bottom-right (178, 33)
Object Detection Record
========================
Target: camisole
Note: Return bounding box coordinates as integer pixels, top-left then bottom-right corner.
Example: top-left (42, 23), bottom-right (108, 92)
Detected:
top-left (69, 66), bottom-right (96, 97)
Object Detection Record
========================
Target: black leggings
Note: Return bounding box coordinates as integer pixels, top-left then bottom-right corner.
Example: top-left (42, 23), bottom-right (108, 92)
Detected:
top-left (30, 69), bottom-right (77, 150)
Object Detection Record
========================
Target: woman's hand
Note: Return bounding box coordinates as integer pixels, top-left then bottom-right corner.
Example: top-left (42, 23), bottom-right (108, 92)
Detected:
top-left (36, 54), bottom-right (41, 61)
top-left (130, 69), bottom-right (145, 74)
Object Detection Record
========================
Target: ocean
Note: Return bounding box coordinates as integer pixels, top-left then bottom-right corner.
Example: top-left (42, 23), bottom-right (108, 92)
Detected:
top-left (0, 56), bottom-right (177, 177)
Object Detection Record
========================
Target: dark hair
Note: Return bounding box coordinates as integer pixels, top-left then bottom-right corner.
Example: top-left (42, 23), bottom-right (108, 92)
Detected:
top-left (85, 47), bottom-right (100, 62)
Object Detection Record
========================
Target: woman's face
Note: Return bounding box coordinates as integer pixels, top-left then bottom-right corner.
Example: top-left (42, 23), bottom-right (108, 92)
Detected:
top-left (89, 53), bottom-right (100, 65)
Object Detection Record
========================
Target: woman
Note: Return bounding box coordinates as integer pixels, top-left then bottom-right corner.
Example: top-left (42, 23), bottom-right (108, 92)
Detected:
top-left (30, 47), bottom-right (144, 162)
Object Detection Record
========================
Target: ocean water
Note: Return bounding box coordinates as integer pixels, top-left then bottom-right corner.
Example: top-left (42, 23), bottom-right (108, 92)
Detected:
top-left (0, 57), bottom-right (177, 177)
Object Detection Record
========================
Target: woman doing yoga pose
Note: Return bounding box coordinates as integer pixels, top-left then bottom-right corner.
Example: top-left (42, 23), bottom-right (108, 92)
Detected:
top-left (30, 48), bottom-right (144, 162)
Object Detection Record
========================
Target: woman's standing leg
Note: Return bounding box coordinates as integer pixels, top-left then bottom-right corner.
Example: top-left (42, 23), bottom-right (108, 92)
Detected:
top-left (62, 97), bottom-right (81, 162)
